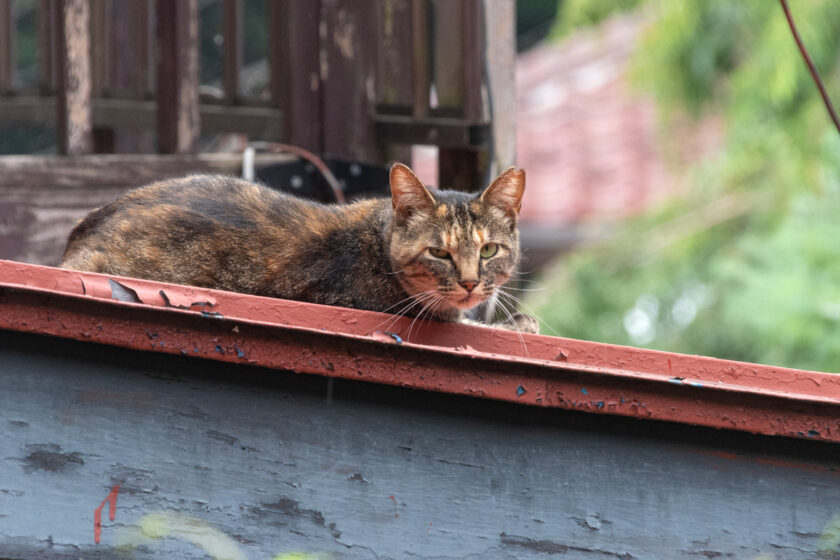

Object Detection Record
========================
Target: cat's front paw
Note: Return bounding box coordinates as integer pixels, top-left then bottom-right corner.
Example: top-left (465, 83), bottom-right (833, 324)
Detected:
top-left (498, 313), bottom-right (540, 335)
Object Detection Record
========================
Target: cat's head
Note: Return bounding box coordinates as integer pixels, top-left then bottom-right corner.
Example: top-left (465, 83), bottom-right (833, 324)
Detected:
top-left (387, 163), bottom-right (525, 317)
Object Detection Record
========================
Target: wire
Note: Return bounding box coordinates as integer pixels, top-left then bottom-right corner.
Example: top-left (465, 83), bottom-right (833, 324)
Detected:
top-left (779, 0), bottom-right (840, 137)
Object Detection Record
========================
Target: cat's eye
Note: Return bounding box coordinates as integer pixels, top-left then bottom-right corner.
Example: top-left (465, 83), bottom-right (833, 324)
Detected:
top-left (429, 247), bottom-right (451, 259)
top-left (480, 243), bottom-right (498, 258)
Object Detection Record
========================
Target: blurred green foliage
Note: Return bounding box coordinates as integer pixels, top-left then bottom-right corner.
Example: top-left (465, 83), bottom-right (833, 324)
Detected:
top-left (530, 0), bottom-right (840, 372)
top-left (551, 0), bottom-right (641, 38)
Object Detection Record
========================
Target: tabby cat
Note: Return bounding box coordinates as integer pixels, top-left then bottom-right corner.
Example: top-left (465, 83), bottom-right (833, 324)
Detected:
top-left (60, 163), bottom-right (538, 333)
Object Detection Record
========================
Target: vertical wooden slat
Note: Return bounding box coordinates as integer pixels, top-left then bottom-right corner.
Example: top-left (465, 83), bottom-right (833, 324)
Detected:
top-left (110, 0), bottom-right (140, 98)
top-left (436, 0), bottom-right (485, 191)
top-left (89, 0), bottom-right (107, 96)
top-left (376, 0), bottom-right (413, 111)
top-left (432, 0), bottom-right (463, 112)
top-left (222, 0), bottom-right (242, 104)
top-left (376, 0), bottom-right (413, 164)
top-left (0, 0), bottom-right (14, 94)
top-left (410, 0), bottom-right (429, 117)
top-left (156, 0), bottom-right (199, 154)
top-left (90, 0), bottom-right (111, 152)
top-left (38, 0), bottom-right (60, 94)
top-left (56, 0), bottom-right (93, 155)
top-left (107, 0), bottom-right (153, 153)
top-left (268, 0), bottom-right (322, 151)
top-left (137, 0), bottom-right (153, 98)
top-left (483, 0), bottom-right (516, 176)
top-left (461, 0), bottom-right (484, 121)
top-left (321, 0), bottom-right (381, 164)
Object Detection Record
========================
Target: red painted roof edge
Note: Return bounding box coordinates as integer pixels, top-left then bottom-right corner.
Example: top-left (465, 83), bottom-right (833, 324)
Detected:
top-left (1, 259), bottom-right (838, 442)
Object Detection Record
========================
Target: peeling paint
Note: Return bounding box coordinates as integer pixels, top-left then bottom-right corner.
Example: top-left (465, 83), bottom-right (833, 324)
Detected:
top-left (2, 260), bottom-right (840, 442)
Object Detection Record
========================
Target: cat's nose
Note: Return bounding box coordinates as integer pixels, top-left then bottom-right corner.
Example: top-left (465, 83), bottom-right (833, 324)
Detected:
top-left (459, 280), bottom-right (478, 293)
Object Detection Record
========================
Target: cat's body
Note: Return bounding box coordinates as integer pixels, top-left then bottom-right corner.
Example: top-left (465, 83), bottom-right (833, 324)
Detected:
top-left (61, 164), bottom-right (537, 332)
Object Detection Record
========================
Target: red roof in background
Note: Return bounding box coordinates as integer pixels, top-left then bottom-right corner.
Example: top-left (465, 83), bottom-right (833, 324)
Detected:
top-left (414, 15), bottom-right (721, 227)
top-left (2, 259), bottom-right (838, 442)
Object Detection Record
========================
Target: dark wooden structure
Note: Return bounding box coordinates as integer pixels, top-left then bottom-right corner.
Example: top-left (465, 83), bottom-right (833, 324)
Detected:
top-left (0, 0), bottom-right (515, 188)
top-left (1, 260), bottom-right (839, 558)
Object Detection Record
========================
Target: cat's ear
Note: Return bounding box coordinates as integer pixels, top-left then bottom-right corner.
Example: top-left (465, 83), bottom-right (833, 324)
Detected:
top-left (480, 167), bottom-right (525, 219)
top-left (390, 163), bottom-right (435, 223)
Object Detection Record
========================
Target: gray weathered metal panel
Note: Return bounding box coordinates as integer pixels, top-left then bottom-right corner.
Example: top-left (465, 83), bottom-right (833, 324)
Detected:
top-left (1, 331), bottom-right (838, 559)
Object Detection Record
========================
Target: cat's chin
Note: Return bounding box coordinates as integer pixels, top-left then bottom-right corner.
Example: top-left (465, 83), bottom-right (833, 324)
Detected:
top-left (448, 293), bottom-right (487, 310)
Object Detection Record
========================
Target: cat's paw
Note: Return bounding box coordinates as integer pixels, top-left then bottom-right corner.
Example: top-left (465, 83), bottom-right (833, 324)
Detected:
top-left (498, 313), bottom-right (540, 335)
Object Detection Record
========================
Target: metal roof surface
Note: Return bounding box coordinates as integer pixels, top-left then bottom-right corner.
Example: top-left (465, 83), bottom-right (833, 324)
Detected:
top-left (1, 259), bottom-right (838, 442)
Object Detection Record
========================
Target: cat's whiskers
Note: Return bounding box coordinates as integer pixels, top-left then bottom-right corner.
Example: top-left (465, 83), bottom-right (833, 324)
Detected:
top-left (378, 290), bottom-right (436, 315)
top-left (497, 289), bottom-right (561, 338)
top-left (371, 290), bottom-right (436, 333)
top-left (497, 285), bottom-right (545, 292)
top-left (406, 293), bottom-right (445, 342)
top-left (376, 290), bottom-right (440, 334)
top-left (493, 293), bottom-right (529, 355)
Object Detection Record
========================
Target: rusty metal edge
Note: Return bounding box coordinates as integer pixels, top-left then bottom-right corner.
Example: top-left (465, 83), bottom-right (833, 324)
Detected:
top-left (0, 260), bottom-right (838, 443)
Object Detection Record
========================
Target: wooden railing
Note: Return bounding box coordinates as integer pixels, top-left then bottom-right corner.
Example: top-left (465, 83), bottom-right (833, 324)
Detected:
top-left (0, 0), bottom-right (514, 186)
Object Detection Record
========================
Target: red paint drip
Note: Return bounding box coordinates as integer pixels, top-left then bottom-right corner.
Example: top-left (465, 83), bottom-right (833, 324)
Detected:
top-left (388, 494), bottom-right (399, 518)
top-left (94, 484), bottom-right (120, 544)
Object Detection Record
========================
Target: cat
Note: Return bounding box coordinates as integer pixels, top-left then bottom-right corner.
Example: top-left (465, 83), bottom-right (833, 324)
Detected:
top-left (60, 163), bottom-right (538, 334)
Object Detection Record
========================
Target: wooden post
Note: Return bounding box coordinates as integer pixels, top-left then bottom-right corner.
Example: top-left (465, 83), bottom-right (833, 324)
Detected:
top-left (156, 0), bottom-right (199, 154)
top-left (56, 0), bottom-right (93, 155)
top-left (0, 0), bottom-right (13, 94)
top-left (268, 0), bottom-right (322, 151)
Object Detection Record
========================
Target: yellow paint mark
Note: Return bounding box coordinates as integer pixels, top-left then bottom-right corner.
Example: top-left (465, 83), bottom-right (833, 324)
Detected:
top-left (117, 511), bottom-right (329, 560)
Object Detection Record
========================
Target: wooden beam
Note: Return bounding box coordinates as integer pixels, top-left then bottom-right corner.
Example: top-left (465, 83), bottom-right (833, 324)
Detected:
top-left (222, 0), bottom-right (243, 104)
top-left (268, 0), bottom-right (322, 150)
top-left (374, 114), bottom-right (489, 148)
top-left (0, 96), bottom-right (283, 138)
top-left (0, 0), bottom-right (13, 94)
top-left (156, 0), bottom-right (199, 154)
top-left (0, 153), bottom-right (296, 188)
top-left (56, 0), bottom-right (93, 155)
